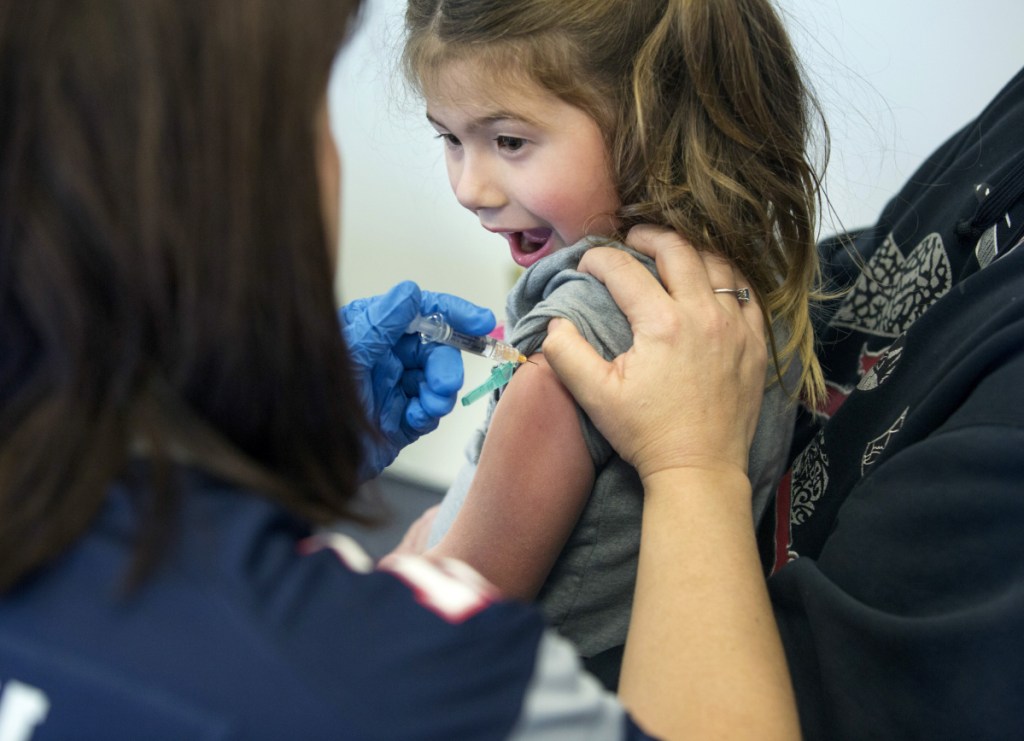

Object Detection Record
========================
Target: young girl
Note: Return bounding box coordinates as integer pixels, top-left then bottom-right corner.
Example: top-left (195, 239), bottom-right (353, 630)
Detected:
top-left (404, 0), bottom-right (826, 689)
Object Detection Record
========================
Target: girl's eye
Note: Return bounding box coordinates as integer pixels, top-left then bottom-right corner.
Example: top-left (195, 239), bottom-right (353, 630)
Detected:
top-left (495, 135), bottom-right (527, 152)
top-left (435, 132), bottom-right (461, 148)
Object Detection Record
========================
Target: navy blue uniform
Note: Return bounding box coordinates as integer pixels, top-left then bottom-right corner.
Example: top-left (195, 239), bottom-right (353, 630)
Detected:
top-left (0, 468), bottom-right (653, 739)
top-left (762, 66), bottom-right (1024, 738)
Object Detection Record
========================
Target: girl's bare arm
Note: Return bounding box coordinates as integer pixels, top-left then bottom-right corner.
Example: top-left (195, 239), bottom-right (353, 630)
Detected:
top-left (427, 351), bottom-right (595, 601)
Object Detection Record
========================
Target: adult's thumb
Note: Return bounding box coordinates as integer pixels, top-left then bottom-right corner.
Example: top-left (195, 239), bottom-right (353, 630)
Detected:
top-left (543, 318), bottom-right (608, 410)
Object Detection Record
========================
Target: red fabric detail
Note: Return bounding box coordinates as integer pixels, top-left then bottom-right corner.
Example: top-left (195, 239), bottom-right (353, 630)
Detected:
top-left (772, 469), bottom-right (793, 575)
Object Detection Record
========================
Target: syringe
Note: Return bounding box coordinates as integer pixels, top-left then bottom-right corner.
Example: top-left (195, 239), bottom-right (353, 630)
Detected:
top-left (406, 313), bottom-right (527, 365)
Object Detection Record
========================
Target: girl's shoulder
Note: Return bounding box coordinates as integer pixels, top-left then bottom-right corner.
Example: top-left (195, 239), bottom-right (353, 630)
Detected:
top-left (507, 237), bottom-right (655, 358)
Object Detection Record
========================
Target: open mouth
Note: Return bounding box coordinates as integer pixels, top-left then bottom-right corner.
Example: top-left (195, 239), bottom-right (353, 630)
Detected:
top-left (505, 228), bottom-right (555, 268)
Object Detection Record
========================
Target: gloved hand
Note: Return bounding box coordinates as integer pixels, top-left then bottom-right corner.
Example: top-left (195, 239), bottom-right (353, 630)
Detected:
top-left (340, 280), bottom-right (495, 482)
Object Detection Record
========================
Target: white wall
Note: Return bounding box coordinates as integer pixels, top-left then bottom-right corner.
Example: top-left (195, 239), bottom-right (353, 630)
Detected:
top-left (330, 0), bottom-right (1024, 489)
top-left (781, 0), bottom-right (1024, 235)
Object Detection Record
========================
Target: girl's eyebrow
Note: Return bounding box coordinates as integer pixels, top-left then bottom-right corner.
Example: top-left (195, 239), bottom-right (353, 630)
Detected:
top-left (426, 110), bottom-right (540, 132)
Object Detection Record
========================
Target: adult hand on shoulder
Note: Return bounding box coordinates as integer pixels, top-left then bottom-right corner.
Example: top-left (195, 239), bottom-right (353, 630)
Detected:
top-left (341, 281), bottom-right (495, 481)
top-left (548, 228), bottom-right (799, 741)
top-left (543, 225), bottom-right (767, 482)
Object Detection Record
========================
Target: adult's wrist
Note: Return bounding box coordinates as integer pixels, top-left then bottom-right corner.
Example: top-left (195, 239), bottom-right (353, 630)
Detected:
top-left (640, 465), bottom-right (753, 504)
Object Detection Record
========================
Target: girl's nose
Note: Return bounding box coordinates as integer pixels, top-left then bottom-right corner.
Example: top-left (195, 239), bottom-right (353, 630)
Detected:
top-left (452, 159), bottom-right (506, 213)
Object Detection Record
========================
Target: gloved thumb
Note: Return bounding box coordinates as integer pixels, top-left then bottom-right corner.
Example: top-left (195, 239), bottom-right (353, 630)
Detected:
top-left (420, 291), bottom-right (496, 337)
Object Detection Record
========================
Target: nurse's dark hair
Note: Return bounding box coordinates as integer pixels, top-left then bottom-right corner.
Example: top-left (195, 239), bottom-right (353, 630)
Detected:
top-left (0, 0), bottom-right (367, 591)
top-left (405, 0), bottom-right (828, 406)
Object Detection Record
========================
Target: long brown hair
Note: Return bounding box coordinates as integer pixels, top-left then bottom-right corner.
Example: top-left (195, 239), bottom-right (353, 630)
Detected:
top-left (0, 0), bottom-right (367, 591)
top-left (404, 0), bottom-right (827, 404)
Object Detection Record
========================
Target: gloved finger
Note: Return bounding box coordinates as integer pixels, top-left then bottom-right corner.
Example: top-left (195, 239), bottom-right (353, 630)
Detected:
top-left (371, 355), bottom-right (408, 429)
top-left (403, 396), bottom-right (446, 435)
top-left (393, 333), bottom-right (429, 371)
top-left (401, 369), bottom-right (425, 397)
top-left (372, 347), bottom-right (406, 393)
top-left (342, 281), bottom-right (423, 359)
top-left (420, 290), bottom-right (496, 336)
top-left (393, 336), bottom-right (466, 397)
top-left (397, 361), bottom-right (458, 431)
top-left (416, 379), bottom-right (459, 418)
top-left (422, 345), bottom-right (464, 395)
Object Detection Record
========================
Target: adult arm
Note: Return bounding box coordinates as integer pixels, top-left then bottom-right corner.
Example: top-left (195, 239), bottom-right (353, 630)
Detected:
top-left (544, 226), bottom-right (800, 740)
top-left (427, 352), bottom-right (595, 601)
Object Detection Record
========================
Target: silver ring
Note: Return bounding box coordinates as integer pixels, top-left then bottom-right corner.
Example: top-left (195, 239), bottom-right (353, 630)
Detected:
top-left (712, 287), bottom-right (751, 303)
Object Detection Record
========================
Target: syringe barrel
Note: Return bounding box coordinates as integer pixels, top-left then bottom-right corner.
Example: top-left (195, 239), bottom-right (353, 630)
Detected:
top-left (447, 330), bottom-right (524, 364)
top-left (445, 329), bottom-right (491, 357)
top-left (407, 312), bottom-right (524, 364)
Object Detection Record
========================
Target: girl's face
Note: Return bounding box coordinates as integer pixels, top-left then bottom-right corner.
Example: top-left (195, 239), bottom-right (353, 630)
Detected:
top-left (425, 61), bottom-right (620, 268)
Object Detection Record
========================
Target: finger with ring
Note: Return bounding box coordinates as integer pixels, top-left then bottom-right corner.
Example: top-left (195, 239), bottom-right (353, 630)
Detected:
top-left (712, 287), bottom-right (751, 303)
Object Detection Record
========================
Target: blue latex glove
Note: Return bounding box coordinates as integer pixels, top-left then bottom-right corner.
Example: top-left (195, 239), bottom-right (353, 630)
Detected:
top-left (340, 280), bottom-right (495, 481)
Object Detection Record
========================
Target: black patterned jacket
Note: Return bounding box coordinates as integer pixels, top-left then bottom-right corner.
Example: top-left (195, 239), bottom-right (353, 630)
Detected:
top-left (760, 65), bottom-right (1024, 739)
